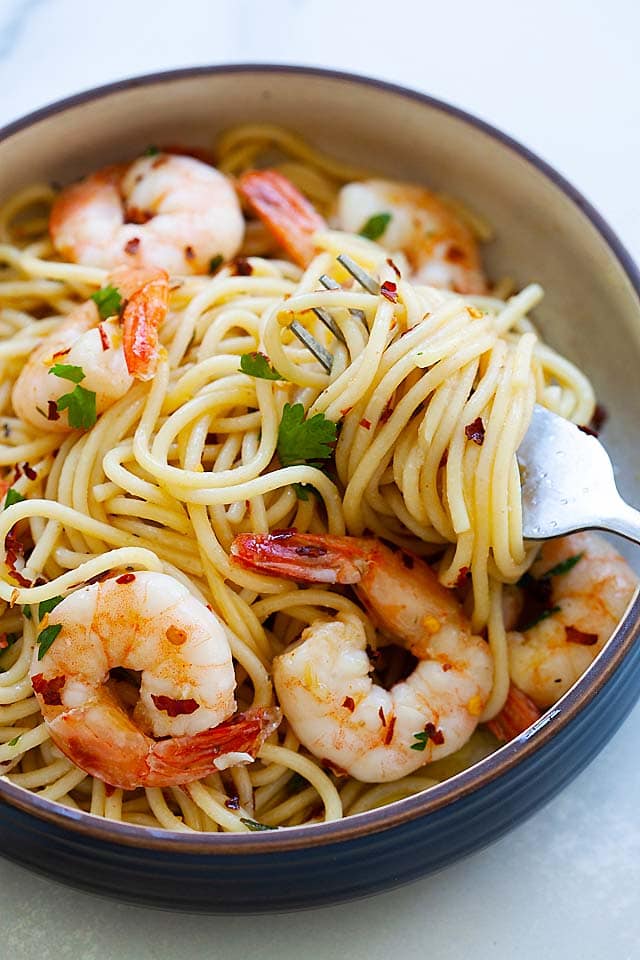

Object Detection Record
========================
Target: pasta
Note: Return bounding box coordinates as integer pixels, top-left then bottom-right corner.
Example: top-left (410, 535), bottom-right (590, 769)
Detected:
top-left (0, 125), bottom-right (602, 833)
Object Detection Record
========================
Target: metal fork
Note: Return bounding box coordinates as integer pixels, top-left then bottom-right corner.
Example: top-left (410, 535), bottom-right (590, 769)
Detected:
top-left (292, 257), bottom-right (640, 544)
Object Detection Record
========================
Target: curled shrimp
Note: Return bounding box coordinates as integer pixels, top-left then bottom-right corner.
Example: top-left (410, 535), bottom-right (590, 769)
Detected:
top-left (337, 179), bottom-right (487, 294)
top-left (12, 265), bottom-right (168, 432)
top-left (506, 532), bottom-right (638, 709)
top-left (30, 571), bottom-right (279, 789)
top-left (50, 152), bottom-right (244, 274)
top-left (231, 532), bottom-right (493, 783)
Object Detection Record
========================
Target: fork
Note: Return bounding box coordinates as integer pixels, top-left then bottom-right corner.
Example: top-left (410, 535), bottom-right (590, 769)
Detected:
top-left (290, 255), bottom-right (640, 544)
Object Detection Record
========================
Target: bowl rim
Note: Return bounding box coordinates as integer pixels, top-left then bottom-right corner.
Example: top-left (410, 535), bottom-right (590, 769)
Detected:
top-left (1, 62), bottom-right (639, 855)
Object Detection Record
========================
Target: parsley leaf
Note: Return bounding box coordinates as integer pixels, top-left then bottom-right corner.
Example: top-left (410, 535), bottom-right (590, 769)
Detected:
top-left (209, 254), bottom-right (224, 274)
top-left (277, 403), bottom-right (337, 469)
top-left (239, 352), bottom-right (284, 381)
top-left (7, 736), bottom-right (20, 747)
top-left (519, 605), bottom-right (561, 632)
top-left (90, 284), bottom-right (123, 320)
top-left (48, 363), bottom-right (85, 384)
top-left (540, 554), bottom-right (583, 580)
top-left (37, 623), bottom-right (62, 660)
top-left (411, 731), bottom-right (428, 752)
top-left (359, 212), bottom-right (392, 241)
top-left (292, 482), bottom-right (314, 501)
top-left (38, 596), bottom-right (63, 620)
top-left (22, 605), bottom-right (32, 620)
top-left (144, 145), bottom-right (160, 156)
top-left (4, 488), bottom-right (24, 509)
top-left (240, 817), bottom-right (278, 832)
top-left (56, 384), bottom-right (97, 429)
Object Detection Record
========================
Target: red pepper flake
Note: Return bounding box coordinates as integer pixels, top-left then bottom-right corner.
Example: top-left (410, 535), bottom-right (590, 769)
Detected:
top-left (384, 715), bottom-right (396, 745)
top-left (378, 706), bottom-right (386, 727)
top-left (151, 694), bottom-right (200, 717)
top-left (51, 347), bottom-right (71, 360)
top-left (98, 324), bottom-right (110, 351)
top-left (342, 696), bottom-right (355, 712)
top-left (124, 237), bottom-right (140, 256)
top-left (184, 245), bottom-right (195, 261)
top-left (455, 565), bottom-right (471, 589)
top-left (423, 721), bottom-right (445, 745)
top-left (446, 245), bottom-right (466, 264)
top-left (104, 783), bottom-right (116, 797)
top-left (12, 464), bottom-right (22, 484)
top-left (441, 662), bottom-right (452, 672)
top-left (386, 257), bottom-right (401, 279)
top-left (9, 569), bottom-right (32, 587)
top-left (380, 280), bottom-right (398, 303)
top-left (85, 569), bottom-right (114, 585)
top-left (234, 258), bottom-right (253, 276)
top-left (115, 573), bottom-right (136, 584)
top-left (225, 796), bottom-right (240, 810)
top-left (47, 400), bottom-right (60, 421)
top-left (359, 418), bottom-right (372, 430)
top-left (380, 400), bottom-right (394, 424)
top-left (165, 624), bottom-right (187, 646)
top-left (578, 424), bottom-right (598, 437)
top-left (31, 673), bottom-right (66, 706)
top-left (340, 406), bottom-right (353, 418)
top-left (565, 626), bottom-right (599, 646)
top-left (591, 404), bottom-right (608, 433)
top-left (206, 604), bottom-right (214, 612)
top-left (23, 463), bottom-right (37, 481)
top-left (465, 417), bottom-right (485, 445)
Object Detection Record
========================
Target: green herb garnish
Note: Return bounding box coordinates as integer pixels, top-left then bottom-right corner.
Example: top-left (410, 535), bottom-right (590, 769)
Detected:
top-left (411, 731), bottom-right (429, 752)
top-left (277, 403), bottom-right (337, 469)
top-left (519, 605), bottom-right (561, 632)
top-left (4, 488), bottom-right (24, 510)
top-left (144, 145), bottom-right (160, 156)
top-left (90, 285), bottom-right (123, 320)
top-left (359, 212), bottom-right (392, 241)
top-left (209, 254), bottom-right (224, 274)
top-left (7, 736), bottom-right (20, 747)
top-left (38, 596), bottom-right (63, 620)
top-left (49, 365), bottom-right (97, 430)
top-left (240, 817), bottom-right (278, 832)
top-left (540, 554), bottom-right (583, 580)
top-left (37, 623), bottom-right (62, 660)
top-left (239, 352), bottom-right (284, 381)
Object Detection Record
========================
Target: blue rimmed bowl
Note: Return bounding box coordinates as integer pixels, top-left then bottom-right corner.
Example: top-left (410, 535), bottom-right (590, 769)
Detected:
top-left (1, 65), bottom-right (639, 913)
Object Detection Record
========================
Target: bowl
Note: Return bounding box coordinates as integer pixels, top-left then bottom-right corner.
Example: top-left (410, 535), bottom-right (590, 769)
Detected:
top-left (1, 65), bottom-right (639, 913)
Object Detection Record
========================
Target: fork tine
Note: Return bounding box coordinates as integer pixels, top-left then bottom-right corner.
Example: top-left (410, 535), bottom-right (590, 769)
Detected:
top-left (319, 274), bottom-right (369, 331)
top-left (289, 319), bottom-right (333, 372)
top-left (312, 305), bottom-right (346, 343)
top-left (337, 254), bottom-right (381, 294)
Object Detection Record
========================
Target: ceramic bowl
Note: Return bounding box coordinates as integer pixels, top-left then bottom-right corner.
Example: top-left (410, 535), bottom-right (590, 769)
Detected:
top-left (1, 65), bottom-right (639, 913)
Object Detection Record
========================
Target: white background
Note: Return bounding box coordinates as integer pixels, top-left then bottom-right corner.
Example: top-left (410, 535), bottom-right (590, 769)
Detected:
top-left (1, 1), bottom-right (639, 957)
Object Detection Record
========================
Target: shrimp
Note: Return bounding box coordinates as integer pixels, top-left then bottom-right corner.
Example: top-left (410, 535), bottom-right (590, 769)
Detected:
top-left (12, 265), bottom-right (168, 432)
top-left (337, 180), bottom-right (487, 294)
top-left (50, 152), bottom-right (244, 274)
top-left (30, 571), bottom-right (279, 789)
top-left (231, 532), bottom-right (493, 783)
top-left (506, 532), bottom-right (638, 709)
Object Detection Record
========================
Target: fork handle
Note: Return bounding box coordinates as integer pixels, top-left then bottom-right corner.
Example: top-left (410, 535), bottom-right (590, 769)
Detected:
top-left (601, 497), bottom-right (640, 545)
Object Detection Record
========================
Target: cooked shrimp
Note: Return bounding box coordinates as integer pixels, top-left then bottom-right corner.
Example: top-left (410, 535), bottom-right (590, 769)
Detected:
top-left (12, 266), bottom-right (168, 432)
top-left (30, 571), bottom-right (279, 789)
top-left (50, 153), bottom-right (244, 274)
top-left (337, 179), bottom-right (487, 294)
top-left (237, 169), bottom-right (326, 267)
top-left (231, 532), bottom-right (493, 783)
top-left (507, 532), bottom-right (638, 709)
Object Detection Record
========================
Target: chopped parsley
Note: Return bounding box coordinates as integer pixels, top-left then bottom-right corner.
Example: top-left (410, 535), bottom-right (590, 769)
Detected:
top-left (359, 212), bottom-right (392, 241)
top-left (38, 596), bottom-right (63, 620)
top-left (239, 352), bottom-right (284, 381)
top-left (277, 403), bottom-right (337, 469)
top-left (36, 623), bottom-right (62, 661)
top-left (90, 285), bottom-right (123, 320)
top-left (240, 817), bottom-right (278, 832)
top-left (519, 605), bottom-right (561, 632)
top-left (4, 488), bottom-right (24, 509)
top-left (411, 731), bottom-right (429, 751)
top-left (539, 554), bottom-right (583, 580)
top-left (49, 365), bottom-right (97, 430)
top-left (144, 145), bottom-right (160, 156)
top-left (7, 736), bottom-right (20, 747)
top-left (209, 254), bottom-right (224, 274)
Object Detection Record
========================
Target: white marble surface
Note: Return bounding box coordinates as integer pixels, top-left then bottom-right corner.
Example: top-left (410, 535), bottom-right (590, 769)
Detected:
top-left (1, 1), bottom-right (639, 957)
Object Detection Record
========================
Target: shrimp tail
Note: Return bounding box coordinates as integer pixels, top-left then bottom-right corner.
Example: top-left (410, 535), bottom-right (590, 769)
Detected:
top-left (237, 169), bottom-right (326, 268)
top-left (147, 706), bottom-right (282, 786)
top-left (231, 531), bottom-right (369, 584)
top-left (486, 684), bottom-right (541, 742)
top-left (109, 265), bottom-right (169, 381)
